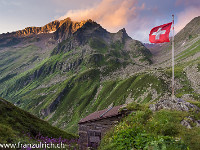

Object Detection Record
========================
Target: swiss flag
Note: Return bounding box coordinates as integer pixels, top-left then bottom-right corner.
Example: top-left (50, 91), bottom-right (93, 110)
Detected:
top-left (149, 22), bottom-right (172, 43)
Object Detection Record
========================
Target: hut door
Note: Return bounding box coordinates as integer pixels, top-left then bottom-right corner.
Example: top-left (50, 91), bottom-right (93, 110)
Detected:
top-left (88, 130), bottom-right (101, 148)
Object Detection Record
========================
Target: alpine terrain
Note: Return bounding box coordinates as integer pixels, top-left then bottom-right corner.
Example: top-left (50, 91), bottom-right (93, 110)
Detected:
top-left (0, 16), bottom-right (200, 149)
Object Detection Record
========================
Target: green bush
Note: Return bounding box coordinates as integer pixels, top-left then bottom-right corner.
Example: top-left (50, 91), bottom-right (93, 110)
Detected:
top-left (99, 102), bottom-right (194, 150)
top-left (100, 126), bottom-right (188, 150)
top-left (146, 110), bottom-right (185, 136)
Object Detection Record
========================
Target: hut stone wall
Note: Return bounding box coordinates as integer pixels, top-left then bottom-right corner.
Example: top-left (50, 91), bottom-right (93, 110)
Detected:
top-left (78, 115), bottom-right (122, 150)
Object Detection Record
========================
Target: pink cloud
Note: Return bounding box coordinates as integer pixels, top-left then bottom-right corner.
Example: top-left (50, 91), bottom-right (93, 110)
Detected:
top-left (59, 0), bottom-right (144, 32)
top-left (175, 6), bottom-right (200, 33)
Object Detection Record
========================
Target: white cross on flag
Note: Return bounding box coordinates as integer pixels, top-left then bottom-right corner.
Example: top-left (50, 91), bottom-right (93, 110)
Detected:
top-left (149, 22), bottom-right (172, 43)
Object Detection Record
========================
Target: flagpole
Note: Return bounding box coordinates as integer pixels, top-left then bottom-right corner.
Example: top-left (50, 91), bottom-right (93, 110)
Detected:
top-left (172, 14), bottom-right (175, 100)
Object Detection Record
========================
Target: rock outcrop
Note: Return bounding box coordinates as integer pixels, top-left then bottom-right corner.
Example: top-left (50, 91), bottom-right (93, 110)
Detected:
top-left (149, 98), bottom-right (200, 112)
top-left (149, 98), bottom-right (200, 129)
top-left (181, 116), bottom-right (200, 129)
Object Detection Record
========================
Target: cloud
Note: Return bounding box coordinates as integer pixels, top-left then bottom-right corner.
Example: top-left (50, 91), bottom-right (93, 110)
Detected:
top-left (175, 0), bottom-right (200, 7)
top-left (59, 0), bottom-right (143, 32)
top-left (0, 0), bottom-right (21, 6)
top-left (175, 6), bottom-right (200, 33)
top-left (57, 0), bottom-right (200, 43)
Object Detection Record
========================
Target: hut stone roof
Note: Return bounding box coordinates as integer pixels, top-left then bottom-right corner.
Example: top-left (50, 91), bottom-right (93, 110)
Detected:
top-left (79, 105), bottom-right (124, 124)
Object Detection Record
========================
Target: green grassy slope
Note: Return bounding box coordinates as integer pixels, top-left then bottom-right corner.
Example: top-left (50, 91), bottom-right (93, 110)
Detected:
top-left (0, 97), bottom-right (75, 143)
top-left (0, 45), bottom-right (38, 76)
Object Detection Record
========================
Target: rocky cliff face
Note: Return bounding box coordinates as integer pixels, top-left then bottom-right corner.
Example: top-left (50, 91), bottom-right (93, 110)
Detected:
top-left (54, 18), bottom-right (87, 40)
top-left (0, 17), bottom-right (86, 38)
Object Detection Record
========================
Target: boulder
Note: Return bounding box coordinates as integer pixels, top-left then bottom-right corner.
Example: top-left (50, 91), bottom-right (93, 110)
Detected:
top-left (149, 98), bottom-right (200, 112)
top-left (181, 120), bottom-right (192, 129)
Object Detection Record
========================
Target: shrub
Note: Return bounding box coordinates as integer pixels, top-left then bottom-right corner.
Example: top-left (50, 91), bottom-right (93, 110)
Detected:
top-left (99, 102), bottom-right (193, 150)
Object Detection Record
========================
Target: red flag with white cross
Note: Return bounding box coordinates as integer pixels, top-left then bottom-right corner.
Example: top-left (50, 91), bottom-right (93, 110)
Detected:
top-left (149, 22), bottom-right (172, 43)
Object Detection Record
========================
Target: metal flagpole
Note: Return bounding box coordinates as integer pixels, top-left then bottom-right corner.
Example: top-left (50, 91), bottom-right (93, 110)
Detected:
top-left (172, 14), bottom-right (175, 100)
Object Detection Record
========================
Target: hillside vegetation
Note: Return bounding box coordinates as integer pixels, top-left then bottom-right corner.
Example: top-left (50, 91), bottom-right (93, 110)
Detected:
top-left (99, 102), bottom-right (200, 150)
top-left (0, 97), bottom-right (75, 144)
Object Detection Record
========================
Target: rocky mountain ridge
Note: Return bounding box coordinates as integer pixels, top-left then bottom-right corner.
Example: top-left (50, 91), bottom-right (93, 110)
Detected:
top-left (0, 17), bottom-right (86, 37)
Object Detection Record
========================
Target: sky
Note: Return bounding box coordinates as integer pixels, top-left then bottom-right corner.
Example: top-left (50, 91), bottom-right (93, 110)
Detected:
top-left (0, 0), bottom-right (200, 43)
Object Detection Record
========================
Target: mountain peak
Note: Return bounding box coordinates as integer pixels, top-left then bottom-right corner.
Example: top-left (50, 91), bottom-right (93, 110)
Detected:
top-left (53, 18), bottom-right (87, 40)
top-left (118, 28), bottom-right (126, 33)
top-left (79, 19), bottom-right (101, 29)
top-left (116, 28), bottom-right (130, 41)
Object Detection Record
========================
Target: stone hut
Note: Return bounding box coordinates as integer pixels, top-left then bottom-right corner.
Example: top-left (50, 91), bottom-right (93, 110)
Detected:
top-left (78, 105), bottom-right (128, 150)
